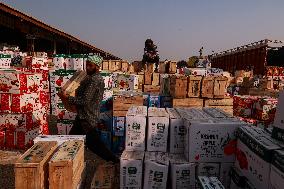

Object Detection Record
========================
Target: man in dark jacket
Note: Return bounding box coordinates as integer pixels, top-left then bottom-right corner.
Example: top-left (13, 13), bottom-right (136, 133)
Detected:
top-left (58, 55), bottom-right (119, 163)
top-left (142, 39), bottom-right (160, 72)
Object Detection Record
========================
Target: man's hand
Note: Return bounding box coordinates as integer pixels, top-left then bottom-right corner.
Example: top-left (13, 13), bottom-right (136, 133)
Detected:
top-left (57, 90), bottom-right (68, 100)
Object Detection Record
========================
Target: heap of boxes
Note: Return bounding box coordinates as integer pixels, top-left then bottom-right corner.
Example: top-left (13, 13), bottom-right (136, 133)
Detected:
top-left (0, 54), bottom-right (50, 149)
top-left (120, 106), bottom-right (248, 189)
top-left (233, 95), bottom-right (278, 127)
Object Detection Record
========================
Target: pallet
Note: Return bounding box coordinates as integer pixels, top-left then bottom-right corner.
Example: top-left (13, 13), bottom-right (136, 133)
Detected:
top-left (49, 140), bottom-right (84, 189)
top-left (143, 85), bottom-right (160, 95)
top-left (152, 73), bottom-right (160, 86)
top-left (170, 75), bottom-right (188, 98)
top-left (204, 98), bottom-right (233, 106)
top-left (15, 141), bottom-right (58, 189)
top-left (0, 150), bottom-right (22, 189)
top-left (173, 98), bottom-right (204, 107)
top-left (188, 76), bottom-right (202, 97)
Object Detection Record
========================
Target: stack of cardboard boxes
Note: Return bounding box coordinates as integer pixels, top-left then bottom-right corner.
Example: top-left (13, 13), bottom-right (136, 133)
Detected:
top-left (0, 54), bottom-right (50, 150)
top-left (120, 106), bottom-right (245, 188)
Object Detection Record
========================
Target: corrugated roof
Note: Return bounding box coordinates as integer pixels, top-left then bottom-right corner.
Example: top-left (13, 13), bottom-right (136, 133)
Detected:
top-left (0, 2), bottom-right (121, 59)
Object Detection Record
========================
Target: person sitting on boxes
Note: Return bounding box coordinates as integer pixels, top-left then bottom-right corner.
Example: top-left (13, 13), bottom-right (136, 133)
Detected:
top-left (142, 38), bottom-right (160, 72)
top-left (58, 55), bottom-right (119, 163)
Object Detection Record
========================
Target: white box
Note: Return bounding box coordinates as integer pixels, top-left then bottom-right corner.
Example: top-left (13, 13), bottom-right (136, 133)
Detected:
top-left (169, 154), bottom-right (196, 189)
top-left (120, 151), bottom-right (144, 189)
top-left (202, 107), bottom-right (234, 119)
top-left (143, 152), bottom-right (169, 189)
top-left (219, 163), bottom-right (233, 189)
top-left (147, 107), bottom-right (169, 152)
top-left (185, 118), bottom-right (244, 162)
top-left (269, 150), bottom-right (284, 189)
top-left (274, 90), bottom-right (284, 130)
top-left (197, 163), bottom-right (220, 177)
top-left (230, 167), bottom-right (247, 189)
top-left (167, 108), bottom-right (186, 153)
top-left (176, 108), bottom-right (212, 120)
top-left (198, 176), bottom-right (225, 189)
top-left (125, 106), bottom-right (147, 151)
top-left (235, 126), bottom-right (281, 189)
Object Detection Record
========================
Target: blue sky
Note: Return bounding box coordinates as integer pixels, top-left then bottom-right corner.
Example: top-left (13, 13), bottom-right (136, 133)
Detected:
top-left (2, 0), bottom-right (284, 61)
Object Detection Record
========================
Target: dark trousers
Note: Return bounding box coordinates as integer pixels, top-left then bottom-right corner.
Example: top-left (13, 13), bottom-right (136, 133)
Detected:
top-left (69, 118), bottom-right (118, 162)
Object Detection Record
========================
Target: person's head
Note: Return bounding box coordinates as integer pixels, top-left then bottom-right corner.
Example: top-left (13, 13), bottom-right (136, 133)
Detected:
top-left (145, 39), bottom-right (153, 47)
top-left (86, 55), bottom-right (103, 75)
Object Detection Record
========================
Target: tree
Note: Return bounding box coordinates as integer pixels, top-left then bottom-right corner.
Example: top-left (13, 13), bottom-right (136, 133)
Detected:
top-left (187, 56), bottom-right (199, 68)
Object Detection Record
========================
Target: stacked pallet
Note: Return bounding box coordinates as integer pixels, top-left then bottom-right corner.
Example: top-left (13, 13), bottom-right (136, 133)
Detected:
top-left (49, 140), bottom-right (84, 189)
top-left (204, 98), bottom-right (233, 115)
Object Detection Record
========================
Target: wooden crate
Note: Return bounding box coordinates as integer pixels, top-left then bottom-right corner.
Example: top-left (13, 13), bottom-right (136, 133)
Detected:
top-left (144, 72), bottom-right (152, 85)
top-left (159, 61), bottom-right (166, 73)
top-left (91, 162), bottom-right (116, 189)
top-left (169, 61), bottom-right (177, 74)
top-left (113, 94), bottom-right (144, 111)
top-left (102, 61), bottom-right (109, 70)
top-left (121, 61), bottom-right (129, 72)
top-left (143, 85), bottom-right (160, 94)
top-left (145, 63), bottom-right (154, 73)
top-left (15, 141), bottom-right (58, 189)
top-left (173, 98), bottom-right (204, 107)
top-left (137, 74), bottom-right (144, 89)
top-left (201, 76), bottom-right (214, 98)
top-left (152, 73), bottom-right (160, 86)
top-left (109, 60), bottom-right (122, 72)
top-left (213, 76), bottom-right (228, 98)
top-left (170, 75), bottom-right (188, 98)
top-left (188, 76), bottom-right (202, 97)
top-left (0, 150), bottom-right (22, 189)
top-left (49, 140), bottom-right (84, 189)
top-left (204, 98), bottom-right (233, 106)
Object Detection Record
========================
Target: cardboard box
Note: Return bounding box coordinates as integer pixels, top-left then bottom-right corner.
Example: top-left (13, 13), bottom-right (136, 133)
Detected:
top-left (229, 167), bottom-right (247, 189)
top-left (219, 163), bottom-right (233, 189)
top-left (160, 96), bottom-right (173, 108)
top-left (166, 108), bottom-right (185, 153)
top-left (112, 116), bottom-right (125, 137)
top-left (197, 176), bottom-right (225, 189)
top-left (202, 107), bottom-right (234, 119)
top-left (196, 163), bottom-right (220, 178)
top-left (53, 54), bottom-right (65, 70)
top-left (0, 54), bottom-right (11, 69)
top-left (61, 70), bottom-right (87, 97)
top-left (273, 90), bottom-right (284, 130)
top-left (148, 95), bottom-right (161, 107)
top-left (147, 107), bottom-right (169, 152)
top-left (235, 126), bottom-right (282, 189)
top-left (91, 162), bottom-right (115, 189)
top-left (120, 151), bottom-right (144, 188)
top-left (184, 118), bottom-right (245, 162)
top-left (0, 93), bottom-right (11, 113)
top-left (270, 150), bottom-right (284, 189)
top-left (71, 54), bottom-right (84, 70)
top-left (169, 154), bottom-right (196, 189)
top-left (125, 106), bottom-right (147, 151)
top-left (143, 152), bottom-right (169, 189)
top-left (112, 72), bottom-right (139, 91)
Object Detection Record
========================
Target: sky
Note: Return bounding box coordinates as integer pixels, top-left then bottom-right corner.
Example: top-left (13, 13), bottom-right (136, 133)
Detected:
top-left (2, 0), bottom-right (284, 61)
